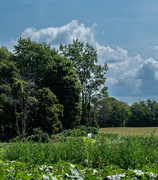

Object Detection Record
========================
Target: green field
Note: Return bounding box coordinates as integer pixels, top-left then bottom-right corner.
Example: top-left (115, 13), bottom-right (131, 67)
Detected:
top-left (1, 129), bottom-right (158, 179)
top-left (99, 127), bottom-right (158, 136)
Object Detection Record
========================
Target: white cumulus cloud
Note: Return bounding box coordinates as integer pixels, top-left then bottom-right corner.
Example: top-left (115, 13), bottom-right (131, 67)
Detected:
top-left (21, 20), bottom-right (96, 46)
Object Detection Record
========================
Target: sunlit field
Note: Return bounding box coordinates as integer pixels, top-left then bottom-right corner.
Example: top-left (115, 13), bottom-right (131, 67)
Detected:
top-left (2, 128), bottom-right (158, 179)
top-left (99, 127), bottom-right (158, 136)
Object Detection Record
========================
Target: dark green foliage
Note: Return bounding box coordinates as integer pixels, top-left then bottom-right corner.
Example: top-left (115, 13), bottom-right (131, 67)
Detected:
top-left (42, 54), bottom-right (82, 129)
top-left (0, 60), bottom-right (19, 85)
top-left (0, 38), bottom-right (83, 140)
top-left (76, 125), bottom-right (99, 134)
top-left (97, 97), bottom-right (130, 127)
top-left (13, 38), bottom-right (82, 131)
top-left (0, 46), bottom-right (12, 61)
top-left (0, 94), bottom-right (15, 141)
top-left (56, 128), bottom-right (86, 137)
top-left (36, 87), bottom-right (63, 134)
top-left (60, 39), bottom-right (108, 127)
top-left (13, 37), bottom-right (55, 85)
top-left (27, 127), bottom-right (50, 142)
top-left (126, 100), bottom-right (158, 127)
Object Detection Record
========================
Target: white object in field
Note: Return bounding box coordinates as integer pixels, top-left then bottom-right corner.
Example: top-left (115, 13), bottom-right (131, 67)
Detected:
top-left (87, 133), bottom-right (92, 138)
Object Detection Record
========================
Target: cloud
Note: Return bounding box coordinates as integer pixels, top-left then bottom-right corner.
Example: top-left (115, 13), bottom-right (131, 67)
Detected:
top-left (7, 20), bottom-right (158, 104)
top-left (136, 58), bottom-right (158, 80)
top-left (96, 43), bottom-right (129, 64)
top-left (21, 20), bottom-right (96, 46)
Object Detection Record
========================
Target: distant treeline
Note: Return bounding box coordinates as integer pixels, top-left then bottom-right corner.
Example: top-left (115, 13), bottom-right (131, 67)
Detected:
top-left (97, 97), bottom-right (158, 128)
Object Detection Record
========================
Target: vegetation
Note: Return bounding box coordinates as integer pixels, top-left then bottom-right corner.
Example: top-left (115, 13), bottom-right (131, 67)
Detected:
top-left (60, 39), bottom-right (108, 127)
top-left (99, 127), bottom-right (158, 136)
top-left (1, 37), bottom-right (158, 139)
top-left (1, 131), bottom-right (158, 179)
top-left (97, 97), bottom-right (158, 128)
top-left (1, 38), bottom-right (104, 141)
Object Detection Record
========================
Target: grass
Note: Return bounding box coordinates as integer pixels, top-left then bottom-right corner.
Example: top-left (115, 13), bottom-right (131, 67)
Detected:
top-left (99, 127), bottom-right (158, 136)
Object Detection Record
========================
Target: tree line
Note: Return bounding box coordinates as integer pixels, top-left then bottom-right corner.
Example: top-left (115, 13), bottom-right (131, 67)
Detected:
top-left (97, 97), bottom-right (158, 128)
top-left (0, 38), bottom-right (108, 140)
top-left (1, 38), bottom-right (158, 141)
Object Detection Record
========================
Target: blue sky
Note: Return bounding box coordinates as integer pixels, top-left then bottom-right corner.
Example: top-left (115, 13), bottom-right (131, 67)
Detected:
top-left (1, 0), bottom-right (158, 104)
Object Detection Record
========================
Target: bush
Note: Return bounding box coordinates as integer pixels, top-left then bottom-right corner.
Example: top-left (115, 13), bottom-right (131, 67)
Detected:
top-left (54, 128), bottom-right (86, 138)
top-left (27, 127), bottom-right (50, 142)
top-left (76, 125), bottom-right (99, 134)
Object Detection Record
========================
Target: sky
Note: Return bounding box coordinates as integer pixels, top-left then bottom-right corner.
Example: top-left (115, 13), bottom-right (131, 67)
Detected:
top-left (1, 0), bottom-right (158, 105)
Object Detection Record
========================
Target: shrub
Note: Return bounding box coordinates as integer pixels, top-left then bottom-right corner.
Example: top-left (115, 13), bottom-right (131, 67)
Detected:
top-left (55, 128), bottom-right (86, 138)
top-left (76, 125), bottom-right (99, 134)
top-left (27, 127), bottom-right (50, 142)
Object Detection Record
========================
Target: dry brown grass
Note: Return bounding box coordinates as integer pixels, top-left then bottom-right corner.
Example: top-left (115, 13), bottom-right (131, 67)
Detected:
top-left (99, 127), bottom-right (158, 136)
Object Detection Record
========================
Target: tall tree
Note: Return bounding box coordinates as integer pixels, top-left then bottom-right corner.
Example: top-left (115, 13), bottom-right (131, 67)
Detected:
top-left (12, 37), bottom-right (55, 85)
top-left (60, 39), bottom-right (108, 126)
top-left (0, 60), bottom-right (19, 139)
top-left (42, 54), bottom-right (82, 129)
top-left (12, 38), bottom-right (82, 130)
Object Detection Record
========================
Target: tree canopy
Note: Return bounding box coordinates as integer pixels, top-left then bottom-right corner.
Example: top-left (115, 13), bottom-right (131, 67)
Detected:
top-left (0, 38), bottom-right (83, 140)
top-left (60, 39), bottom-right (108, 126)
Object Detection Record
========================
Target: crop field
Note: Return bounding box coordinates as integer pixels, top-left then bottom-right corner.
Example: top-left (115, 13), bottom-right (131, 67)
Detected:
top-left (99, 127), bottom-right (158, 136)
top-left (1, 129), bottom-right (158, 179)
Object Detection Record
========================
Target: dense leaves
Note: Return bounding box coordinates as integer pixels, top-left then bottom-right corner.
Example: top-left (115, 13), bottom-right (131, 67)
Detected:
top-left (0, 39), bottom-right (82, 140)
top-left (60, 39), bottom-right (108, 127)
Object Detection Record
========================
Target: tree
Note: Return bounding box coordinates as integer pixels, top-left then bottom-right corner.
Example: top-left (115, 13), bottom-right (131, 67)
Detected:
top-left (12, 38), bottom-right (82, 130)
top-left (126, 100), bottom-right (158, 127)
top-left (0, 93), bottom-right (15, 140)
top-left (12, 37), bottom-right (56, 85)
top-left (12, 78), bottom-right (37, 139)
top-left (146, 99), bottom-right (158, 126)
top-left (36, 87), bottom-right (63, 134)
top-left (126, 101), bottom-right (148, 127)
top-left (0, 60), bottom-right (20, 139)
top-left (60, 39), bottom-right (108, 126)
top-left (42, 54), bottom-right (82, 129)
top-left (0, 46), bottom-right (12, 62)
top-left (97, 97), bottom-right (130, 127)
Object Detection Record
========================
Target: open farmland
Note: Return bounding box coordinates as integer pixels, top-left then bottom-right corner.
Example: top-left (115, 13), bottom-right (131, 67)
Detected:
top-left (99, 127), bottom-right (158, 136)
top-left (1, 130), bottom-right (158, 179)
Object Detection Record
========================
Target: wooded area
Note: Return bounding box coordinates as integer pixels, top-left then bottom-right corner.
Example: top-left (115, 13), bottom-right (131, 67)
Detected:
top-left (0, 37), bottom-right (158, 141)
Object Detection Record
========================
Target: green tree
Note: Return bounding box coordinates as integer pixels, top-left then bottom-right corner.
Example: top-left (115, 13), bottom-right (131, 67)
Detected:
top-left (0, 46), bottom-right (12, 62)
top-left (97, 97), bottom-right (130, 127)
top-left (146, 99), bottom-right (158, 126)
top-left (126, 101), bottom-right (148, 127)
top-left (13, 37), bottom-right (56, 85)
top-left (42, 54), bottom-right (82, 129)
top-left (60, 39), bottom-right (108, 126)
top-left (0, 93), bottom-right (15, 140)
top-left (0, 60), bottom-right (19, 85)
top-left (36, 87), bottom-right (63, 134)
top-left (12, 38), bottom-right (82, 130)
top-left (11, 78), bottom-right (37, 139)
top-left (127, 100), bottom-right (158, 127)
top-left (0, 60), bottom-right (20, 140)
